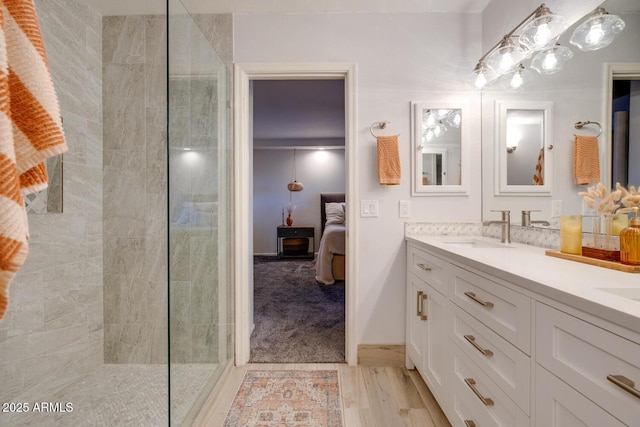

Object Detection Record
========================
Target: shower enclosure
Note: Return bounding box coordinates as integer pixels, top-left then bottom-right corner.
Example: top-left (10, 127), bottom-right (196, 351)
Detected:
top-left (0, 0), bottom-right (233, 425)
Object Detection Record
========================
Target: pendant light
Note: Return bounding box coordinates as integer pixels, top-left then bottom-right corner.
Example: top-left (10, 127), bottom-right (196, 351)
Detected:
top-left (519, 4), bottom-right (568, 51)
top-left (287, 148), bottom-right (304, 192)
top-left (486, 36), bottom-right (526, 74)
top-left (501, 64), bottom-right (532, 91)
top-left (570, 7), bottom-right (625, 51)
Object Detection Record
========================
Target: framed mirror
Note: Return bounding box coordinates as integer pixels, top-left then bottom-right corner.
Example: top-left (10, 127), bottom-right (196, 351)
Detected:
top-left (495, 100), bottom-right (553, 196)
top-left (411, 102), bottom-right (469, 195)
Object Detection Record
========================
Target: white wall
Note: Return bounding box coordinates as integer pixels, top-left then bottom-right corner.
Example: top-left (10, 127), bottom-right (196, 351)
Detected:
top-left (235, 12), bottom-right (482, 344)
top-left (253, 149), bottom-right (346, 254)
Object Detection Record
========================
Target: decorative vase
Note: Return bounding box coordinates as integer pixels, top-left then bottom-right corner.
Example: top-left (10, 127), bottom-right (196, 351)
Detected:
top-left (286, 214), bottom-right (293, 226)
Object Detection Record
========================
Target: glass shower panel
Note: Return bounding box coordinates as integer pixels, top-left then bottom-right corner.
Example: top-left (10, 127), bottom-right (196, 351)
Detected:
top-left (167, 1), bottom-right (234, 425)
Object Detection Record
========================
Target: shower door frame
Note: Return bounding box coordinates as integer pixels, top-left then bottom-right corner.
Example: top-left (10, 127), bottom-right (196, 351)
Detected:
top-left (233, 62), bottom-right (358, 366)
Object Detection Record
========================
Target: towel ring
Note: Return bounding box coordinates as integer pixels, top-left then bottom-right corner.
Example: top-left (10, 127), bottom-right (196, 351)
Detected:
top-left (574, 121), bottom-right (602, 138)
top-left (370, 121), bottom-right (390, 138)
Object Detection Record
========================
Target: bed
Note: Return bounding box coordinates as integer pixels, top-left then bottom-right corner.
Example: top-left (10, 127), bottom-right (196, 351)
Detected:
top-left (315, 193), bottom-right (346, 284)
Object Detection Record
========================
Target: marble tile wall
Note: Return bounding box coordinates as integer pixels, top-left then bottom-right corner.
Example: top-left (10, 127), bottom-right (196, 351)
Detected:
top-left (0, 0), bottom-right (103, 402)
top-left (103, 15), bottom-right (169, 364)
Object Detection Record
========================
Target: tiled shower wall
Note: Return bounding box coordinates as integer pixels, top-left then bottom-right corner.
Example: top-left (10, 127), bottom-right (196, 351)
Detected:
top-left (102, 15), bottom-right (169, 363)
top-left (102, 14), bottom-right (233, 363)
top-left (0, 0), bottom-right (103, 401)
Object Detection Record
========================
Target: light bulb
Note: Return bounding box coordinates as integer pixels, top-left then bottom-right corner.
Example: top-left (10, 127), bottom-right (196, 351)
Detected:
top-left (499, 52), bottom-right (514, 72)
top-left (475, 72), bottom-right (487, 89)
top-left (542, 52), bottom-right (558, 70)
top-left (433, 126), bottom-right (442, 137)
top-left (534, 23), bottom-right (553, 47)
top-left (510, 72), bottom-right (524, 89)
top-left (585, 22), bottom-right (605, 46)
top-left (424, 110), bottom-right (436, 126)
top-left (425, 129), bottom-right (434, 142)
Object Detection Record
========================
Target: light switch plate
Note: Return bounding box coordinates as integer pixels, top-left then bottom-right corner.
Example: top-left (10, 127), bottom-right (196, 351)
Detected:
top-left (399, 200), bottom-right (410, 218)
top-left (360, 200), bottom-right (379, 218)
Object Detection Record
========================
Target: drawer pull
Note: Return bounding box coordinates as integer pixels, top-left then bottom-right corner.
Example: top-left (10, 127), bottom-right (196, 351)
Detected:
top-left (464, 334), bottom-right (493, 357)
top-left (420, 293), bottom-right (428, 320)
top-left (464, 421), bottom-right (476, 427)
top-left (417, 263), bottom-right (432, 272)
top-left (464, 291), bottom-right (494, 308)
top-left (464, 378), bottom-right (494, 406)
top-left (607, 375), bottom-right (640, 399)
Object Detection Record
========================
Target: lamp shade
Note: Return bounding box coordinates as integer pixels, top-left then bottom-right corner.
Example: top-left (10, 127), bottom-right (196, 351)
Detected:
top-left (519, 6), bottom-right (568, 52)
top-left (530, 45), bottom-right (573, 75)
top-left (570, 8), bottom-right (625, 51)
top-left (287, 181), bottom-right (304, 192)
top-left (486, 37), bottom-right (526, 74)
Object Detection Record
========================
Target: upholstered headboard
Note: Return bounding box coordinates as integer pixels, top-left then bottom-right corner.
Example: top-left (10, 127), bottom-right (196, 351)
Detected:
top-left (320, 193), bottom-right (345, 236)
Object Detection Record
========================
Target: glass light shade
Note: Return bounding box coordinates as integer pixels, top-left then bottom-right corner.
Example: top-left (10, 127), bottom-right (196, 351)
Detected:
top-left (570, 8), bottom-right (625, 51)
top-left (486, 39), bottom-right (526, 74)
top-left (423, 128), bottom-right (435, 143)
top-left (422, 110), bottom-right (437, 127)
top-left (446, 110), bottom-right (462, 128)
top-left (500, 64), bottom-right (532, 91)
top-left (530, 45), bottom-right (573, 75)
top-left (519, 10), bottom-right (568, 51)
top-left (471, 62), bottom-right (498, 90)
top-left (432, 121), bottom-right (447, 138)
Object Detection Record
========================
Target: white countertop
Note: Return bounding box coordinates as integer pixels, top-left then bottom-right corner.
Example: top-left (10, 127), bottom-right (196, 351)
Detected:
top-left (406, 235), bottom-right (640, 336)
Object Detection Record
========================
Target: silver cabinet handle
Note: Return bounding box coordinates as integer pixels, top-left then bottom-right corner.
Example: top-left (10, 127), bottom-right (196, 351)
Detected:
top-left (464, 378), bottom-right (494, 406)
top-left (607, 375), bottom-right (640, 399)
top-left (464, 291), bottom-right (494, 308)
top-left (416, 291), bottom-right (423, 317)
top-left (464, 334), bottom-right (494, 357)
top-left (464, 421), bottom-right (476, 427)
top-left (417, 263), bottom-right (432, 271)
top-left (420, 293), bottom-right (428, 321)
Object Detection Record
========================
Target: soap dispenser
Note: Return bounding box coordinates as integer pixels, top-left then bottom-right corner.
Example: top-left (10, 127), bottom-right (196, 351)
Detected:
top-left (620, 207), bottom-right (640, 265)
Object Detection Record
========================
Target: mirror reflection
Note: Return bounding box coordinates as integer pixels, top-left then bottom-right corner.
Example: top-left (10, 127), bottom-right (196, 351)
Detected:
top-left (506, 109), bottom-right (545, 186)
top-left (412, 102), bottom-right (468, 195)
top-left (482, 0), bottom-right (640, 227)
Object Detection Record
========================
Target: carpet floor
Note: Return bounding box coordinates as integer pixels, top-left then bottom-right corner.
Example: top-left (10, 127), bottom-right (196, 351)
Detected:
top-left (250, 257), bottom-right (345, 363)
top-left (223, 370), bottom-right (343, 427)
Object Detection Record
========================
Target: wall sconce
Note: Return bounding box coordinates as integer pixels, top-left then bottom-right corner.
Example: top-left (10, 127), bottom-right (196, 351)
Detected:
top-left (570, 7), bottom-right (625, 51)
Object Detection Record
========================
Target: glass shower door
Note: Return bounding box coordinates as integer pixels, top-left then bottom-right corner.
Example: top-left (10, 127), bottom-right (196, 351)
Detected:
top-left (167, 1), bottom-right (234, 425)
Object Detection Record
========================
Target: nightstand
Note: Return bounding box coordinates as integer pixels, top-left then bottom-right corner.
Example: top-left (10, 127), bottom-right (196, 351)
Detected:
top-left (277, 225), bottom-right (315, 259)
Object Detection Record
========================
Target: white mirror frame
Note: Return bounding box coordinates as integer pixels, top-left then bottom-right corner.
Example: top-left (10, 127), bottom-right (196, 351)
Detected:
top-left (410, 101), bottom-right (469, 196)
top-left (495, 100), bottom-right (553, 196)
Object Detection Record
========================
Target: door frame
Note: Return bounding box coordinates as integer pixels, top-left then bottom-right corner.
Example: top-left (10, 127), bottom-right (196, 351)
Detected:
top-left (233, 62), bottom-right (358, 366)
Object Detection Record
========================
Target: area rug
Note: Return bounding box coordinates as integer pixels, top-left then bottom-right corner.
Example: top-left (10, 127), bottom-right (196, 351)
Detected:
top-left (223, 370), bottom-right (343, 427)
top-left (251, 257), bottom-right (345, 363)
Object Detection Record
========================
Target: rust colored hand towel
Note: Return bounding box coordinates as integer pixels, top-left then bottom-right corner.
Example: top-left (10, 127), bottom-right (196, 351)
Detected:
top-left (533, 148), bottom-right (544, 185)
top-left (573, 135), bottom-right (600, 185)
top-left (377, 135), bottom-right (401, 185)
top-left (0, 0), bottom-right (67, 320)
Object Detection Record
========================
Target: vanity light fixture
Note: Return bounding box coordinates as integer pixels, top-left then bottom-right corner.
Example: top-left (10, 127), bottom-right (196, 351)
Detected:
top-left (502, 64), bottom-right (532, 91)
top-left (472, 3), bottom-right (567, 89)
top-left (570, 7), bottom-right (625, 51)
top-left (446, 110), bottom-right (462, 128)
top-left (530, 43), bottom-right (573, 75)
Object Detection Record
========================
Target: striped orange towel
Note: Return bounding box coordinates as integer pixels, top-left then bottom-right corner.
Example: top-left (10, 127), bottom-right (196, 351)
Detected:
top-left (0, 0), bottom-right (67, 320)
top-left (377, 135), bottom-right (401, 185)
top-left (573, 135), bottom-right (600, 185)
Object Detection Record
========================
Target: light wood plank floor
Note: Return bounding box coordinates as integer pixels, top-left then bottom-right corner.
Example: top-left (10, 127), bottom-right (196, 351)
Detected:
top-left (192, 364), bottom-right (451, 427)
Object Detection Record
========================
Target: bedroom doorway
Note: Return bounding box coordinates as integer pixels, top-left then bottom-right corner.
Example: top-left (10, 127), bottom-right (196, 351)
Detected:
top-left (250, 80), bottom-right (345, 363)
top-left (234, 63), bottom-right (358, 366)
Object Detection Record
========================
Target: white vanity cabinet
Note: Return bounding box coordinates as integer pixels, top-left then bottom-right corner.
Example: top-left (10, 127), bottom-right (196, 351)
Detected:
top-left (405, 244), bottom-right (449, 406)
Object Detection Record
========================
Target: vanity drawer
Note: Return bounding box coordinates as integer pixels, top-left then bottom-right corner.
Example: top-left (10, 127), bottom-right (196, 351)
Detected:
top-left (536, 302), bottom-right (640, 427)
top-left (450, 265), bottom-right (531, 354)
top-left (450, 340), bottom-right (529, 427)
top-left (450, 304), bottom-right (530, 415)
top-left (407, 243), bottom-right (447, 293)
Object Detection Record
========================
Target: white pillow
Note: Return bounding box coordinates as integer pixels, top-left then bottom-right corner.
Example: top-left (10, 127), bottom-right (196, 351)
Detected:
top-left (325, 202), bottom-right (345, 225)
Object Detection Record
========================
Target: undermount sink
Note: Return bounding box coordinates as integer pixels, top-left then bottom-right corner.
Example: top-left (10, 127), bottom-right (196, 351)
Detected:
top-left (597, 287), bottom-right (640, 302)
top-left (441, 238), bottom-right (513, 249)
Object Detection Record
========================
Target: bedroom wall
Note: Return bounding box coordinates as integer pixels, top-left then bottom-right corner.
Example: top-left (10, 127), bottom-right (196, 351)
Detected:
top-left (234, 12), bottom-right (483, 345)
top-left (253, 148), bottom-right (346, 255)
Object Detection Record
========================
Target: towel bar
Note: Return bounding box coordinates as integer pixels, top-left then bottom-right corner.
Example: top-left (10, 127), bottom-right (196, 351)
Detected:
top-left (370, 121), bottom-right (390, 138)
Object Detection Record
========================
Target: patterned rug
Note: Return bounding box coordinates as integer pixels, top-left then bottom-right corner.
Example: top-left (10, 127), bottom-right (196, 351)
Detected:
top-left (224, 370), bottom-right (343, 427)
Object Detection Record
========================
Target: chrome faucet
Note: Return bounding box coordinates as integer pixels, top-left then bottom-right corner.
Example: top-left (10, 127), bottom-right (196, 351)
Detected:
top-left (484, 210), bottom-right (511, 244)
top-left (521, 210), bottom-right (551, 227)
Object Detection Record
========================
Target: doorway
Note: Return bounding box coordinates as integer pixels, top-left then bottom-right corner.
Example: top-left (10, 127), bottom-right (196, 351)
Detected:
top-left (233, 63), bottom-right (358, 366)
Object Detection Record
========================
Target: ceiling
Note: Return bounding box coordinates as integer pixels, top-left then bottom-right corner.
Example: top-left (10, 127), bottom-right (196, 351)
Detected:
top-left (82, 0), bottom-right (492, 17)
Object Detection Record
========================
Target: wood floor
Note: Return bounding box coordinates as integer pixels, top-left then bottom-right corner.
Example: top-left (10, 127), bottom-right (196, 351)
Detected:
top-left (192, 364), bottom-right (451, 427)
